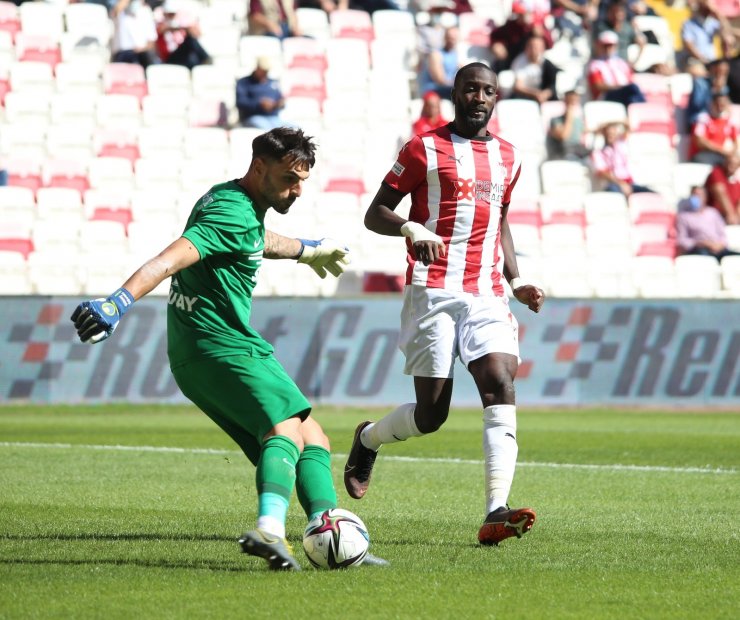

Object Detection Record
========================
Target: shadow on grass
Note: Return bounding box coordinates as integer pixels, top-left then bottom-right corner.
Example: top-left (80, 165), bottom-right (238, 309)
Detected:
top-left (0, 557), bottom-right (256, 572)
top-left (1, 533), bottom-right (232, 542)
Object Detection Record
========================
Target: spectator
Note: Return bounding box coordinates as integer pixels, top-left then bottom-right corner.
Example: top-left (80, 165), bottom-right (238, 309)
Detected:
top-left (248, 0), bottom-right (301, 39)
top-left (349, 0), bottom-right (404, 13)
top-left (417, 0), bottom-right (457, 55)
top-left (412, 91), bottom-right (449, 136)
top-left (705, 152), bottom-right (740, 224)
top-left (510, 34), bottom-right (559, 103)
top-left (490, 2), bottom-right (553, 72)
top-left (418, 26), bottom-right (461, 100)
top-left (551, 0), bottom-right (598, 39)
top-left (676, 185), bottom-right (740, 260)
top-left (111, 0), bottom-right (160, 68)
top-left (592, 0), bottom-right (646, 62)
top-left (591, 121), bottom-right (653, 196)
top-left (690, 88), bottom-right (739, 166)
top-left (546, 90), bottom-right (590, 161)
top-left (155, 1), bottom-right (211, 70)
top-left (236, 57), bottom-right (286, 129)
top-left (587, 30), bottom-right (646, 106)
top-left (680, 0), bottom-right (735, 69)
top-left (687, 58), bottom-right (729, 129)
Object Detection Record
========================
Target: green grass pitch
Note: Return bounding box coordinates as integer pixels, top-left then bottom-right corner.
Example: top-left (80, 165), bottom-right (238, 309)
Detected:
top-left (1, 404), bottom-right (738, 619)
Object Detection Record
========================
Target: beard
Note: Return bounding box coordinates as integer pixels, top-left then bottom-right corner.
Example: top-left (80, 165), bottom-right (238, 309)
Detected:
top-left (455, 101), bottom-right (493, 135)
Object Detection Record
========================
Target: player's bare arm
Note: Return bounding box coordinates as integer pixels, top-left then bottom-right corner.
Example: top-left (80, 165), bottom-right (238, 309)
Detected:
top-left (122, 237), bottom-right (201, 300)
top-left (365, 184), bottom-right (446, 266)
top-left (500, 205), bottom-right (545, 313)
top-left (264, 230), bottom-right (303, 259)
top-left (265, 230), bottom-right (350, 278)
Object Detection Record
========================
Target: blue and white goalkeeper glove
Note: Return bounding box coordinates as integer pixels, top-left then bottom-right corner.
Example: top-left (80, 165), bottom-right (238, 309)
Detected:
top-left (70, 288), bottom-right (135, 344)
top-left (297, 238), bottom-right (350, 279)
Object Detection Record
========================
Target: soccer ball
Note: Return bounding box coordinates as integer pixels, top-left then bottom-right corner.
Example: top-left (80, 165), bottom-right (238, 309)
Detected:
top-left (302, 508), bottom-right (369, 569)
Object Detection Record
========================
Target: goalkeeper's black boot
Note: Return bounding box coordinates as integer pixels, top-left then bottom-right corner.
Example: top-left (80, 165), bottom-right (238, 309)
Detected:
top-left (238, 529), bottom-right (301, 571)
top-left (343, 421), bottom-right (377, 499)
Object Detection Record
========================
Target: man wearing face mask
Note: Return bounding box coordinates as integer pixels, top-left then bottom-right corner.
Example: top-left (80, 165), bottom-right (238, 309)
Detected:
top-left (676, 185), bottom-right (740, 261)
top-left (111, 0), bottom-right (160, 68)
top-left (690, 88), bottom-right (740, 166)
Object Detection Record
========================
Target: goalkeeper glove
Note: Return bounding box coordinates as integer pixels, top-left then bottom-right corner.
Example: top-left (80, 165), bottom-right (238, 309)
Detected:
top-left (297, 238), bottom-right (350, 279)
top-left (70, 288), bottom-right (134, 344)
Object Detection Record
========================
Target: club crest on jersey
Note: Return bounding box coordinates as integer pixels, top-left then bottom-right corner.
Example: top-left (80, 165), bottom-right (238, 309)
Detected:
top-left (455, 178), bottom-right (492, 202)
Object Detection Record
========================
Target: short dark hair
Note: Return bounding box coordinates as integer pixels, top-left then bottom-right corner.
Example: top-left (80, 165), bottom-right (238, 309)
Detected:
top-left (251, 127), bottom-right (316, 168)
top-left (453, 62), bottom-right (496, 90)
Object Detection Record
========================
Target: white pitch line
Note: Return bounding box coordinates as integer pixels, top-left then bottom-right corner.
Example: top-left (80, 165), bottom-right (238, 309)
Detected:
top-left (0, 441), bottom-right (736, 475)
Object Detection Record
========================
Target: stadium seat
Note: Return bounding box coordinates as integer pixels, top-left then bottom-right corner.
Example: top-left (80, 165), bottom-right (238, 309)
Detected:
top-left (15, 33), bottom-right (61, 67)
top-left (128, 218), bottom-right (179, 257)
top-left (720, 255), bottom-right (740, 295)
top-left (509, 198), bottom-right (543, 227)
top-left (55, 61), bottom-right (103, 97)
top-left (83, 188), bottom-right (131, 220)
top-left (137, 126), bottom-right (185, 160)
top-left (3, 90), bottom-right (51, 125)
top-left (669, 72), bottom-right (693, 108)
top-left (0, 1), bottom-right (20, 43)
top-left (9, 60), bottom-right (54, 95)
top-left (63, 2), bottom-right (112, 46)
top-left (329, 9), bottom-right (374, 43)
top-left (631, 72), bottom-right (672, 107)
top-left (583, 192), bottom-right (629, 225)
top-left (509, 223), bottom-right (541, 257)
top-left (88, 156), bottom-right (134, 193)
top-left (281, 66), bottom-right (325, 104)
top-left (0, 186), bottom-right (35, 223)
top-left (726, 225), bottom-right (740, 252)
top-left (42, 159), bottom-right (90, 194)
top-left (542, 256), bottom-right (594, 297)
top-left (239, 35), bottom-right (282, 73)
top-left (179, 158), bottom-right (228, 194)
top-left (674, 254), bottom-right (721, 298)
top-left (0, 55), bottom-right (9, 105)
top-left (103, 63), bottom-right (148, 101)
top-left (710, 0), bottom-right (740, 18)
top-left (588, 257), bottom-right (638, 298)
top-left (46, 125), bottom-right (95, 161)
top-left (129, 188), bottom-right (179, 224)
top-left (188, 97), bottom-right (228, 128)
top-left (583, 100), bottom-right (627, 133)
top-left (372, 9), bottom-right (416, 49)
top-left (631, 223), bottom-right (673, 254)
top-left (183, 127), bottom-right (229, 161)
top-left (0, 250), bottom-right (32, 294)
top-left (538, 194), bottom-right (584, 227)
top-left (282, 96), bottom-right (322, 132)
top-left (134, 157), bottom-right (182, 193)
top-left (540, 160), bottom-right (591, 195)
top-left (78, 220), bottom-right (128, 253)
top-left (5, 158), bottom-right (42, 195)
top-left (229, 127), bottom-right (263, 162)
top-left (631, 255), bottom-right (677, 298)
top-left (628, 102), bottom-right (676, 140)
top-left (191, 64), bottom-right (237, 109)
top-left (673, 162), bottom-right (713, 201)
top-left (146, 64), bottom-right (192, 98)
top-left (58, 31), bottom-right (109, 72)
top-left (585, 223), bottom-right (633, 259)
top-left (495, 99), bottom-right (542, 142)
top-left (458, 11), bottom-right (493, 47)
top-left (540, 224), bottom-right (587, 258)
top-left (1, 123), bottom-right (47, 160)
top-left (96, 93), bottom-right (142, 129)
top-left (627, 43), bottom-right (667, 73)
top-left (94, 127), bottom-right (140, 164)
top-left (28, 250), bottom-right (84, 295)
top-left (321, 163), bottom-right (366, 196)
top-left (629, 192), bottom-right (676, 224)
top-left (18, 1), bottom-right (64, 42)
top-left (636, 239), bottom-right (677, 259)
top-left (90, 205), bottom-right (133, 232)
top-left (35, 187), bottom-right (84, 221)
top-left (197, 22), bottom-right (241, 69)
top-left (633, 14), bottom-right (676, 67)
top-left (49, 92), bottom-right (98, 128)
top-left (325, 38), bottom-right (370, 75)
top-left (295, 7), bottom-right (330, 40)
top-left (142, 93), bottom-right (190, 128)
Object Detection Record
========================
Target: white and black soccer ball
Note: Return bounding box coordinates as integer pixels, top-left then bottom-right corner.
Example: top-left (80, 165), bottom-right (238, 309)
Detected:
top-left (302, 508), bottom-right (369, 569)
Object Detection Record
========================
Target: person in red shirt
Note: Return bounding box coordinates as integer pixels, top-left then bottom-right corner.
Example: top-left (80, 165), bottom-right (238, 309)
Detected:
top-left (587, 30), bottom-right (646, 105)
top-left (691, 88), bottom-right (739, 166)
top-left (705, 151), bottom-right (740, 223)
top-left (489, 2), bottom-right (553, 72)
top-left (411, 91), bottom-right (449, 136)
top-left (344, 63), bottom-right (544, 548)
top-left (155, 1), bottom-right (210, 70)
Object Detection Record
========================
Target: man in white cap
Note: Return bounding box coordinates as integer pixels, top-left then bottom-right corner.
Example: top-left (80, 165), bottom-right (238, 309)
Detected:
top-left (236, 56), bottom-right (286, 129)
top-left (587, 29), bottom-right (646, 106)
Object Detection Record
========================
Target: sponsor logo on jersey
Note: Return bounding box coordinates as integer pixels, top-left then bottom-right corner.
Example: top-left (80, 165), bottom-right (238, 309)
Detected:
top-left (455, 179), bottom-right (494, 202)
top-left (168, 290), bottom-right (198, 312)
top-left (391, 161), bottom-right (405, 176)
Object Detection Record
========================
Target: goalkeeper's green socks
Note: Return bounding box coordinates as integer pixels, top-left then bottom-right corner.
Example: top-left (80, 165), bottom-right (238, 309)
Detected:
top-left (256, 435), bottom-right (299, 539)
top-left (296, 444), bottom-right (338, 520)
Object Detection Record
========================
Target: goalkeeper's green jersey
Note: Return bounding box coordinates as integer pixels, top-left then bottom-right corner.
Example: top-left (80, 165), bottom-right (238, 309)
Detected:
top-left (167, 180), bottom-right (273, 369)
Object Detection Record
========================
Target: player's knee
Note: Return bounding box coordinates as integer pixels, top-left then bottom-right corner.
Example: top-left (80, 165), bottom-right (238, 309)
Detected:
top-left (415, 405), bottom-right (448, 433)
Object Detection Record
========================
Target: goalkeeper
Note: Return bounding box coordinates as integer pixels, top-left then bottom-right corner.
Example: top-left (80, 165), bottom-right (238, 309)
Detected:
top-left (71, 127), bottom-right (369, 571)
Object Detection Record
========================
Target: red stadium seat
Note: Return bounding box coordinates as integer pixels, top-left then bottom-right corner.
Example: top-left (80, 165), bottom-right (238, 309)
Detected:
top-left (282, 36), bottom-right (327, 71)
top-left (6, 158), bottom-right (42, 195)
top-left (0, 69), bottom-right (9, 105)
top-left (458, 12), bottom-right (493, 47)
top-left (636, 239), bottom-right (677, 259)
top-left (103, 62), bottom-right (148, 101)
top-left (329, 9), bottom-right (374, 43)
top-left (0, 1), bottom-right (20, 42)
top-left (546, 211), bottom-right (587, 227)
top-left (90, 207), bottom-right (133, 233)
top-left (42, 159), bottom-right (90, 194)
top-left (15, 33), bottom-right (61, 67)
top-left (628, 102), bottom-right (676, 140)
top-left (95, 128), bottom-right (140, 164)
top-left (632, 73), bottom-right (672, 107)
top-left (282, 67), bottom-right (325, 104)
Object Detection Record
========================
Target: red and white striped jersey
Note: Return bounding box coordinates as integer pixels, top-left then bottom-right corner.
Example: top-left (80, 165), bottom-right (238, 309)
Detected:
top-left (383, 125), bottom-right (521, 296)
top-left (586, 56), bottom-right (633, 100)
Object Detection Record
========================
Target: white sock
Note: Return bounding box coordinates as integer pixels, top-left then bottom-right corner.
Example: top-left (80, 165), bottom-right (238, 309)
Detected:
top-left (482, 405), bottom-right (518, 516)
top-left (256, 515), bottom-right (285, 539)
top-left (361, 403), bottom-right (421, 451)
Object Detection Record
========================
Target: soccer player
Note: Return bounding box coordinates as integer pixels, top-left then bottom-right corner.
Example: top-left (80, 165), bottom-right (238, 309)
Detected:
top-left (71, 127), bottom-right (376, 571)
top-left (344, 63), bottom-right (545, 546)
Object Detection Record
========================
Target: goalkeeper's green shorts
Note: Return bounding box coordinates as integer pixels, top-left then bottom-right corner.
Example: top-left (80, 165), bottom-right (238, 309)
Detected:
top-left (171, 354), bottom-right (311, 465)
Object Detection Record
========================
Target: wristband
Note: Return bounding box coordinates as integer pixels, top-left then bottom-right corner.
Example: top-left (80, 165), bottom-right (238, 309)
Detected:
top-left (296, 238), bottom-right (319, 259)
top-left (110, 287), bottom-right (135, 316)
top-left (510, 278), bottom-right (526, 291)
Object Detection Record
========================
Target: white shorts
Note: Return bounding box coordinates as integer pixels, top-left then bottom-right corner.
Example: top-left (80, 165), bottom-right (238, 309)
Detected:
top-left (399, 285), bottom-right (520, 379)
